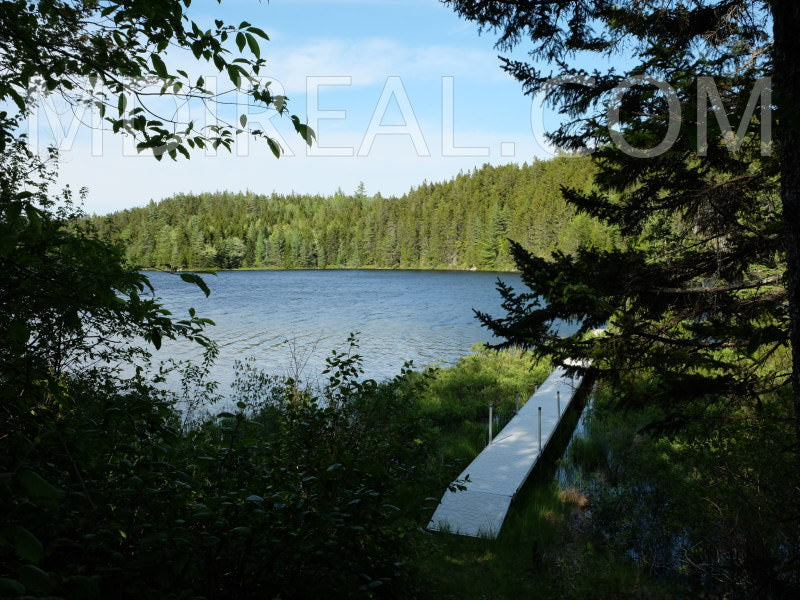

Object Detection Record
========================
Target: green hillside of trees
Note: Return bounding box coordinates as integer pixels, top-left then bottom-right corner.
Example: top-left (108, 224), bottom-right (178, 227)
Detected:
top-left (93, 156), bottom-right (616, 271)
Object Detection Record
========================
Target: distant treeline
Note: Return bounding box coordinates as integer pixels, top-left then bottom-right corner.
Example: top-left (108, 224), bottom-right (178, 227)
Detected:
top-left (93, 156), bottom-right (617, 271)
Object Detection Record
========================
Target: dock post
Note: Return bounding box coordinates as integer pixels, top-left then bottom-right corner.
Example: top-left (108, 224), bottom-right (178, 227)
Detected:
top-left (557, 390), bottom-right (561, 417)
top-left (538, 406), bottom-right (542, 453)
top-left (489, 403), bottom-right (494, 444)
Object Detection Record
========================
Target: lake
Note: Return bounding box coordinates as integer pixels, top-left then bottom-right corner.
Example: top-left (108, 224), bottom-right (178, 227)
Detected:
top-left (146, 269), bottom-right (523, 389)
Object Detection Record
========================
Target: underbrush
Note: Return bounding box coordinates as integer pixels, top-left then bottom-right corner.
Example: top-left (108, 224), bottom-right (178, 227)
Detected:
top-left (7, 340), bottom-right (795, 599)
top-left (549, 376), bottom-right (800, 599)
top-left (1, 339), bottom-right (549, 599)
top-left (2, 339), bottom-right (432, 599)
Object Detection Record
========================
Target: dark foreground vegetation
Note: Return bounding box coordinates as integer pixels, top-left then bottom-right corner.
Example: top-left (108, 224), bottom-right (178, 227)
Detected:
top-left (4, 0), bottom-right (800, 598)
top-left (1, 305), bottom-right (553, 598)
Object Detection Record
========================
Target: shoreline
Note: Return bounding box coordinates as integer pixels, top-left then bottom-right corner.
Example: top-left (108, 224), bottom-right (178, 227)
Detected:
top-left (141, 265), bottom-right (520, 275)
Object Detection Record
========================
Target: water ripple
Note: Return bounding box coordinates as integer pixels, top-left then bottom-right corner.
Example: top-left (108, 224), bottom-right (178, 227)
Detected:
top-left (147, 269), bottom-right (522, 391)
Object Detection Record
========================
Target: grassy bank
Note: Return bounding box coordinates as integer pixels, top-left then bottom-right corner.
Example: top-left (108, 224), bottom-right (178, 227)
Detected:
top-left (410, 375), bottom-right (591, 599)
top-left (420, 369), bottom-right (799, 600)
top-left (397, 347), bottom-right (645, 599)
top-left (410, 371), bottom-right (679, 600)
top-left (7, 339), bottom-right (795, 598)
top-left (411, 353), bottom-right (800, 599)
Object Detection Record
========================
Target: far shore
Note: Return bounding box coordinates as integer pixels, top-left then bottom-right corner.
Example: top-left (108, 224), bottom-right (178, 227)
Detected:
top-left (141, 265), bottom-right (520, 275)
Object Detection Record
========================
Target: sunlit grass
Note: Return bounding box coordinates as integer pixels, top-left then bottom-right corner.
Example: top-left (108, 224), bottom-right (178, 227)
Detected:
top-left (404, 349), bottom-right (579, 598)
top-left (406, 356), bottom-right (679, 599)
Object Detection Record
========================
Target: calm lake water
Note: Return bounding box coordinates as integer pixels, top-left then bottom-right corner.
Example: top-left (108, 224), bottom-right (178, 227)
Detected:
top-left (146, 269), bottom-right (523, 388)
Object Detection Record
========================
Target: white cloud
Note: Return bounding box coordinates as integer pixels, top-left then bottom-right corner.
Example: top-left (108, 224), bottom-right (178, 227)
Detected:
top-left (264, 37), bottom-right (505, 93)
top-left (23, 29), bottom-right (542, 215)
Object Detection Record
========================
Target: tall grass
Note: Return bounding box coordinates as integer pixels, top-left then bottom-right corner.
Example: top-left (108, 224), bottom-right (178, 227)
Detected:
top-left (406, 349), bottom-right (593, 598)
top-left (420, 343), bottom-right (549, 426)
top-left (409, 356), bottom-right (684, 599)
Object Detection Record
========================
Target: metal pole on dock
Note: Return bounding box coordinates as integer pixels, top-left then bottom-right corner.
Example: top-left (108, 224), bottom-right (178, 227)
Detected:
top-left (538, 406), bottom-right (542, 453)
top-left (557, 390), bottom-right (561, 417)
top-left (489, 403), bottom-right (494, 444)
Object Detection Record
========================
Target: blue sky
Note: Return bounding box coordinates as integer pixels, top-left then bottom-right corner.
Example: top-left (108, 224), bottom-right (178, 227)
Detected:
top-left (33, 0), bottom-right (568, 214)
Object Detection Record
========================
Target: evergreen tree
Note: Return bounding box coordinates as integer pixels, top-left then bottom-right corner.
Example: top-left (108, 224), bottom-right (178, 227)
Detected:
top-left (446, 1), bottom-right (798, 435)
top-left (254, 229), bottom-right (266, 267)
top-left (95, 158), bottom-right (609, 273)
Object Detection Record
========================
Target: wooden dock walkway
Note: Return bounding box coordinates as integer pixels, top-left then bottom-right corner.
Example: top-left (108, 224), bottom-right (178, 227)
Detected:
top-left (426, 366), bottom-right (584, 538)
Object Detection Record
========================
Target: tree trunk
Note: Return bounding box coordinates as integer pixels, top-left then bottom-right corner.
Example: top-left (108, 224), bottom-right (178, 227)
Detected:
top-left (773, 0), bottom-right (800, 443)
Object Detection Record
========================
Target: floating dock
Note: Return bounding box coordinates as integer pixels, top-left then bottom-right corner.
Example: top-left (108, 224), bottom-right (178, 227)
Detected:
top-left (426, 366), bottom-right (584, 538)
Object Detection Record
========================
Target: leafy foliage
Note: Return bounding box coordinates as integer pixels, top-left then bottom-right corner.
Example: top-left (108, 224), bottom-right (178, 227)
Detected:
top-left (0, 0), bottom-right (314, 158)
top-left (0, 139), bottom-right (213, 439)
top-left (1, 334), bottom-right (442, 598)
top-left (561, 378), bottom-right (800, 597)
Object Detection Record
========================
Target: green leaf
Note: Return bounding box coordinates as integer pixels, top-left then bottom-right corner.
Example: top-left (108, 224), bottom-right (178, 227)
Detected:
top-left (179, 273), bottom-right (211, 297)
top-left (236, 32), bottom-right (246, 52)
top-left (18, 565), bottom-right (50, 593)
top-left (5, 526), bottom-right (44, 563)
top-left (239, 114), bottom-right (247, 127)
top-left (227, 64), bottom-right (241, 88)
top-left (245, 33), bottom-right (261, 58)
top-left (267, 137), bottom-right (281, 158)
top-left (18, 470), bottom-right (61, 503)
top-left (118, 93), bottom-right (127, 116)
top-left (299, 123), bottom-right (315, 146)
top-left (151, 53), bottom-right (168, 78)
top-left (248, 26), bottom-right (270, 41)
top-left (273, 95), bottom-right (287, 113)
top-left (8, 88), bottom-right (26, 112)
top-left (0, 578), bottom-right (24, 597)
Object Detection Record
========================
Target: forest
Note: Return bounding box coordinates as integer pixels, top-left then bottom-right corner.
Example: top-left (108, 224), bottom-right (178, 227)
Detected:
top-left (92, 157), bottom-right (615, 271)
top-left (4, 0), bottom-right (800, 599)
